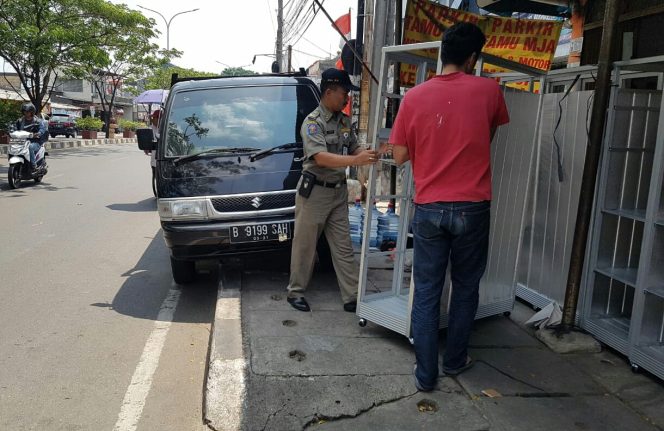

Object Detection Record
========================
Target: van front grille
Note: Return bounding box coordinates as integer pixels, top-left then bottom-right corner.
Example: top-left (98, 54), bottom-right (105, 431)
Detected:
top-left (210, 192), bottom-right (295, 213)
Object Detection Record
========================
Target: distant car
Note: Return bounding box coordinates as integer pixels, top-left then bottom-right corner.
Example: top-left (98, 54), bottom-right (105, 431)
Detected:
top-left (48, 114), bottom-right (78, 138)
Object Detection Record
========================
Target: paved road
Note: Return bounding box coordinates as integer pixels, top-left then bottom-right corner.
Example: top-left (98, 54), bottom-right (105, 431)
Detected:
top-left (0, 144), bottom-right (215, 431)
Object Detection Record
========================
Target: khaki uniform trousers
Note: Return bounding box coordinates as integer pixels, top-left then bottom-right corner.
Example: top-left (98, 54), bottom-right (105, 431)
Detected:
top-left (287, 184), bottom-right (358, 304)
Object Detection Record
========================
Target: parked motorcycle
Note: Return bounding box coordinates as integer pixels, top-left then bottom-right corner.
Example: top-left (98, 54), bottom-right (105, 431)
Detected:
top-left (7, 124), bottom-right (48, 189)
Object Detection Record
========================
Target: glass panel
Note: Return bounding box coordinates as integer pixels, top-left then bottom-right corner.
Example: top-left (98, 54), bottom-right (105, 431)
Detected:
top-left (647, 226), bottom-right (664, 290)
top-left (596, 214), bottom-right (643, 284)
top-left (638, 292), bottom-right (664, 360)
top-left (603, 150), bottom-right (653, 214)
top-left (590, 273), bottom-right (634, 338)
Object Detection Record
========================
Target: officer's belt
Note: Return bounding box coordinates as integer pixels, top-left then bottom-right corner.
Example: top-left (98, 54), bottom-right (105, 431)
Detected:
top-left (314, 179), bottom-right (347, 189)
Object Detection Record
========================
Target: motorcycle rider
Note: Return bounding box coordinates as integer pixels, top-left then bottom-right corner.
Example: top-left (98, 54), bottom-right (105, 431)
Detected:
top-left (15, 102), bottom-right (48, 171)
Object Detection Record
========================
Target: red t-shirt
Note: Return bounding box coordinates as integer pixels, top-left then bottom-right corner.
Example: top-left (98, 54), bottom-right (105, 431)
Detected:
top-left (390, 72), bottom-right (510, 204)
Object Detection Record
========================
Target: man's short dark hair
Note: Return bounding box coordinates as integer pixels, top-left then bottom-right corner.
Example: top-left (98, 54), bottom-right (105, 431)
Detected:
top-left (440, 22), bottom-right (486, 67)
top-left (320, 82), bottom-right (343, 95)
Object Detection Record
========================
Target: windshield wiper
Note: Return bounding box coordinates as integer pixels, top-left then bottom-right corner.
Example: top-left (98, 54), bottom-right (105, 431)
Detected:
top-left (250, 142), bottom-right (301, 162)
top-left (173, 147), bottom-right (259, 165)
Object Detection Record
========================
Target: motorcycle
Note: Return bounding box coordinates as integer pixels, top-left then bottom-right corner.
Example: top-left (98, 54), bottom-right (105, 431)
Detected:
top-left (7, 123), bottom-right (48, 189)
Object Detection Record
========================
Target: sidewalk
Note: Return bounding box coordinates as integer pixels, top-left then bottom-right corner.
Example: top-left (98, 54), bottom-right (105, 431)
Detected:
top-left (0, 136), bottom-right (136, 155)
top-left (208, 268), bottom-right (664, 431)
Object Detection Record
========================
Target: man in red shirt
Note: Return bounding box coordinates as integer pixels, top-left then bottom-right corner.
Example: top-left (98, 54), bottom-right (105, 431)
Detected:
top-left (388, 22), bottom-right (510, 391)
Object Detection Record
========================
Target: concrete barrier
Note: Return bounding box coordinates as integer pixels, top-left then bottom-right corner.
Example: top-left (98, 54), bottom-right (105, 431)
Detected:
top-left (0, 137), bottom-right (137, 155)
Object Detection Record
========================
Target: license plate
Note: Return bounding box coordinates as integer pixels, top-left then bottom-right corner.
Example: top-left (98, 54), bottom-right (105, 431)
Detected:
top-left (229, 222), bottom-right (290, 244)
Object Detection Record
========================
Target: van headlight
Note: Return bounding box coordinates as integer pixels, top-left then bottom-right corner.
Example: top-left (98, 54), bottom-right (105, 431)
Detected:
top-left (158, 199), bottom-right (209, 220)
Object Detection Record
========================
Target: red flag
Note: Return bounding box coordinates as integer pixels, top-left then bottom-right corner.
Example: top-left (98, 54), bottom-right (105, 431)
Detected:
top-left (343, 95), bottom-right (352, 117)
top-left (333, 13), bottom-right (351, 37)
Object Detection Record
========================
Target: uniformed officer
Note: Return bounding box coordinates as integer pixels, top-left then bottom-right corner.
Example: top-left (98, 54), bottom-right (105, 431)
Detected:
top-left (287, 68), bottom-right (378, 312)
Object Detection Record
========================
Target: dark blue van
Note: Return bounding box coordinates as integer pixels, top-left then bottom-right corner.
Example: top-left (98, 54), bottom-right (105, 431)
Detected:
top-left (138, 71), bottom-right (320, 283)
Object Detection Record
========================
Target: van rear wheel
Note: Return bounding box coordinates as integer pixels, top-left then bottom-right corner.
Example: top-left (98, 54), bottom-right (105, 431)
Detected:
top-left (170, 256), bottom-right (195, 285)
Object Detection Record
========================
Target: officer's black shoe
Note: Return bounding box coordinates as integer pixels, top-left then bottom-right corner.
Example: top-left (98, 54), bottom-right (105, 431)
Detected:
top-left (343, 301), bottom-right (357, 313)
top-left (287, 297), bottom-right (311, 312)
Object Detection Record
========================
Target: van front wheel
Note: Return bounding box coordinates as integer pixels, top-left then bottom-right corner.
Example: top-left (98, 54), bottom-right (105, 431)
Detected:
top-left (170, 256), bottom-right (195, 285)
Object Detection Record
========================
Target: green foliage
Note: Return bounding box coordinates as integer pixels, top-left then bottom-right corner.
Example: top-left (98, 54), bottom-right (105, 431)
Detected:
top-left (0, 99), bottom-right (21, 131)
top-left (118, 119), bottom-right (144, 131)
top-left (0, 0), bottom-right (159, 111)
top-left (220, 67), bottom-right (257, 77)
top-left (166, 114), bottom-right (209, 156)
top-left (75, 116), bottom-right (103, 131)
top-left (144, 66), bottom-right (217, 90)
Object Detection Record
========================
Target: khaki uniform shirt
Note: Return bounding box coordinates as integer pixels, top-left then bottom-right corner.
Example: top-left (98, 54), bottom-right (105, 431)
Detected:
top-left (300, 103), bottom-right (359, 183)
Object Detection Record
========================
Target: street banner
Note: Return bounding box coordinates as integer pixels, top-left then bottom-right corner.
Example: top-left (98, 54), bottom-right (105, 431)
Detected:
top-left (401, 0), bottom-right (563, 91)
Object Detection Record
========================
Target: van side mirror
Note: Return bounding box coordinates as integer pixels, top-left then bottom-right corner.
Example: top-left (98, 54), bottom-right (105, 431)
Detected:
top-left (137, 128), bottom-right (156, 151)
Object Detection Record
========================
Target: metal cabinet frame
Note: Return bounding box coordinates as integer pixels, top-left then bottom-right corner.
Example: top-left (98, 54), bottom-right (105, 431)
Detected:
top-left (581, 56), bottom-right (664, 379)
top-left (356, 42), bottom-right (544, 337)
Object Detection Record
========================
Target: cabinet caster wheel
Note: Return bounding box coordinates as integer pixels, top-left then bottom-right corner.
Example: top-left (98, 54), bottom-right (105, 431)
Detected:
top-left (358, 319), bottom-right (367, 327)
top-left (503, 311), bottom-right (512, 317)
top-left (630, 363), bottom-right (640, 374)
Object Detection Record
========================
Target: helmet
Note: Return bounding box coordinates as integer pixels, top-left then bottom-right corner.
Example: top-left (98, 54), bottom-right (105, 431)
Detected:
top-left (21, 102), bottom-right (36, 114)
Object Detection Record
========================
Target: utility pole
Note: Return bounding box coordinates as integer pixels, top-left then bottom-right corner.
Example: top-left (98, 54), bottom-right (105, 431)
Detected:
top-left (276, 0), bottom-right (284, 72)
top-left (562, 0), bottom-right (621, 331)
top-left (287, 45), bottom-right (292, 72)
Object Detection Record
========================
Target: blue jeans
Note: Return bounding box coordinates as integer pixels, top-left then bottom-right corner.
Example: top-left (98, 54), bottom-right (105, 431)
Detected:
top-left (29, 142), bottom-right (41, 167)
top-left (411, 201), bottom-right (490, 389)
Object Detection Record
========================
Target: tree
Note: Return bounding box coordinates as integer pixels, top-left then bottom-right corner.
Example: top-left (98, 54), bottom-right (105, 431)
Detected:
top-left (144, 65), bottom-right (216, 90)
top-left (72, 22), bottom-right (164, 133)
top-left (220, 67), bottom-right (257, 77)
top-left (0, 99), bottom-right (21, 131)
top-left (0, 0), bottom-right (157, 112)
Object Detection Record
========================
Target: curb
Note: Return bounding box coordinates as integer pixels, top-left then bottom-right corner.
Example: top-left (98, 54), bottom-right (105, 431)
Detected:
top-left (205, 269), bottom-right (246, 431)
top-left (0, 138), bottom-right (137, 155)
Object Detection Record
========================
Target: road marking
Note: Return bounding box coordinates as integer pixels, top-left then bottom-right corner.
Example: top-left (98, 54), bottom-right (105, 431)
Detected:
top-left (113, 287), bottom-right (181, 431)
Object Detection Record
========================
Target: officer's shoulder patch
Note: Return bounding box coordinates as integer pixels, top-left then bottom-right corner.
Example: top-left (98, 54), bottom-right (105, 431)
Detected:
top-left (306, 122), bottom-right (320, 136)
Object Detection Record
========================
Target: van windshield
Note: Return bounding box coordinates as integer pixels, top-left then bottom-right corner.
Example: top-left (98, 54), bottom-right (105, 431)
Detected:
top-left (164, 84), bottom-right (318, 157)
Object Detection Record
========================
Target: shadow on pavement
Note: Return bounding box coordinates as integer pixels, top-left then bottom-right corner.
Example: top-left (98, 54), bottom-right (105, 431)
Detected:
top-left (109, 230), bottom-right (217, 323)
top-left (0, 171), bottom-right (78, 193)
top-left (106, 197), bottom-right (157, 212)
top-left (220, 249), bottom-right (292, 274)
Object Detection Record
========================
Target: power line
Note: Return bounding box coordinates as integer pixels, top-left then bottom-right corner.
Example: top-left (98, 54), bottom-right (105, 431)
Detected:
top-left (285, 0), bottom-right (323, 45)
top-left (287, 2), bottom-right (322, 47)
top-left (291, 47), bottom-right (323, 57)
top-left (283, 0), bottom-right (312, 41)
top-left (265, 0), bottom-right (276, 33)
top-left (298, 35), bottom-right (330, 56)
top-left (283, 0), bottom-right (309, 36)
